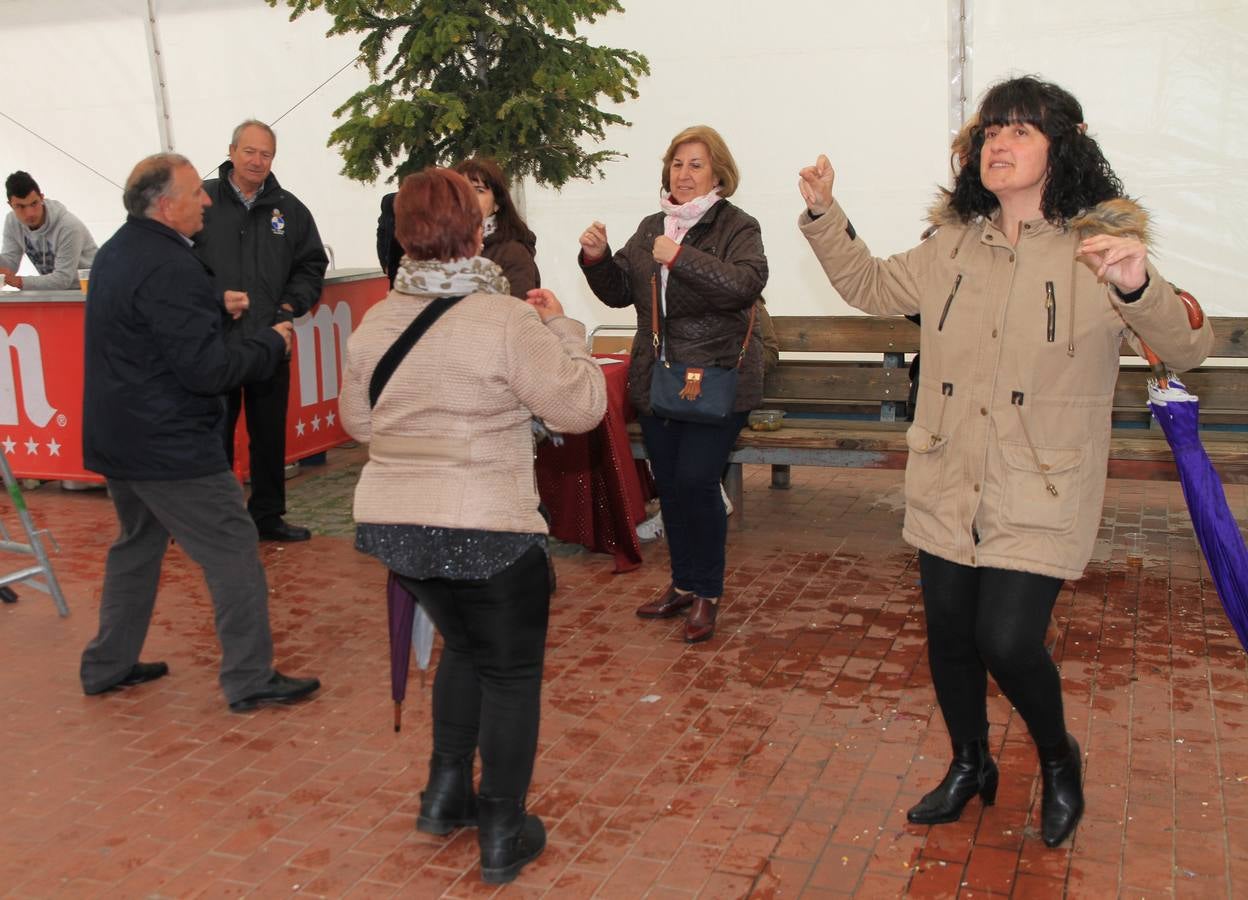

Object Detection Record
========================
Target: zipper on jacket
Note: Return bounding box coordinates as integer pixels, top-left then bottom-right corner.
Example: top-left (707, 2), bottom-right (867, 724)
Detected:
top-left (937, 275), bottom-right (963, 332)
top-left (1045, 282), bottom-right (1056, 342)
top-left (1011, 391), bottom-right (1058, 496)
top-left (1066, 258), bottom-right (1078, 357)
top-left (930, 382), bottom-right (954, 447)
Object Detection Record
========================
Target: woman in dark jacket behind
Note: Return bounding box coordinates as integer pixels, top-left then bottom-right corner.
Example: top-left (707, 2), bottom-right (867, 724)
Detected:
top-left (454, 157), bottom-right (540, 299)
top-left (578, 124), bottom-right (767, 643)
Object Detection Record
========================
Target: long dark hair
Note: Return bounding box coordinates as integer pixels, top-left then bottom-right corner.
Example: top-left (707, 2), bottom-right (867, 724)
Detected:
top-left (453, 157), bottom-right (534, 246)
top-left (948, 75), bottom-right (1124, 223)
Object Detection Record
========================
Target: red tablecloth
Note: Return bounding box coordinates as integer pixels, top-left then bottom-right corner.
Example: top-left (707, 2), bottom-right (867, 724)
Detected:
top-left (536, 355), bottom-right (654, 572)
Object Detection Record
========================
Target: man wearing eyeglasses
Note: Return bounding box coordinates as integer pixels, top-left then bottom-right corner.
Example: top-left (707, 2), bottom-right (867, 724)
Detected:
top-left (1, 170), bottom-right (97, 290)
top-left (195, 120), bottom-right (329, 543)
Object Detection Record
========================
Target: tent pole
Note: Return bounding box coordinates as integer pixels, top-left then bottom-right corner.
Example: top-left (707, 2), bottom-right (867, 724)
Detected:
top-left (948, 0), bottom-right (973, 141)
top-left (143, 0), bottom-right (176, 152)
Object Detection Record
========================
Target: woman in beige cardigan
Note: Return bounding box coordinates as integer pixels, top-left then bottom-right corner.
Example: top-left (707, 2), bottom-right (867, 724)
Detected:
top-left (340, 168), bottom-right (606, 884)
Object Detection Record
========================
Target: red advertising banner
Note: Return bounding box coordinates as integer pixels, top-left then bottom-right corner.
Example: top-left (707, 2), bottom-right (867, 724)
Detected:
top-left (0, 270), bottom-right (388, 483)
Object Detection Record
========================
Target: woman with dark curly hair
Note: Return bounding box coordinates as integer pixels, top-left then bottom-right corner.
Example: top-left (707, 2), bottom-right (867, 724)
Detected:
top-left (454, 157), bottom-right (540, 299)
top-left (798, 75), bottom-right (1212, 847)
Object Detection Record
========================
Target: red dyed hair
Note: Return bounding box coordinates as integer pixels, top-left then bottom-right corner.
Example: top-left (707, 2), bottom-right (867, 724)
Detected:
top-left (394, 167), bottom-right (482, 262)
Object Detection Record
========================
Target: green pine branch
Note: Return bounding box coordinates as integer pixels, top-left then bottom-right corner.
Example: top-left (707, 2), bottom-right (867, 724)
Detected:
top-left (266, 0), bottom-right (649, 187)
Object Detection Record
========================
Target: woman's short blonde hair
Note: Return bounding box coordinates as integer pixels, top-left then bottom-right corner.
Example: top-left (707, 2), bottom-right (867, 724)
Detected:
top-left (660, 125), bottom-right (739, 198)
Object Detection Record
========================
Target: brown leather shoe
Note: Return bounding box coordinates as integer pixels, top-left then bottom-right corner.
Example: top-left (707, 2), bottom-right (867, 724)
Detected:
top-left (684, 596), bottom-right (718, 643)
top-left (636, 585), bottom-right (694, 619)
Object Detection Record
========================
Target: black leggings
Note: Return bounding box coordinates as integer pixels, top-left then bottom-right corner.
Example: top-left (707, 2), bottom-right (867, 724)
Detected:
top-left (396, 545), bottom-right (550, 800)
top-left (919, 551), bottom-right (1067, 749)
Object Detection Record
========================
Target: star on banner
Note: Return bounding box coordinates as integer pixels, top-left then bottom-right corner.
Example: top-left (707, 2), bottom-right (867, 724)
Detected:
top-left (1, 436), bottom-right (14, 455)
top-left (311, 415), bottom-right (321, 431)
top-left (47, 438), bottom-right (62, 456)
top-left (295, 419), bottom-right (306, 437)
top-left (24, 437), bottom-right (39, 455)
top-left (326, 411), bottom-right (336, 427)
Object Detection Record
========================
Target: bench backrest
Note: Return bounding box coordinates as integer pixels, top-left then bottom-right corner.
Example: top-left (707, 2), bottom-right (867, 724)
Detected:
top-left (589, 315), bottom-right (1248, 423)
top-left (767, 315), bottom-right (1248, 423)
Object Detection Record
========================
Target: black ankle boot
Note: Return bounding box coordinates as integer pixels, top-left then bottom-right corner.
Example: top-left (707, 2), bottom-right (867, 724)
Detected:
top-left (1038, 733), bottom-right (1084, 847)
top-left (477, 796), bottom-right (546, 884)
top-left (416, 752), bottom-right (477, 835)
top-left (907, 737), bottom-right (999, 825)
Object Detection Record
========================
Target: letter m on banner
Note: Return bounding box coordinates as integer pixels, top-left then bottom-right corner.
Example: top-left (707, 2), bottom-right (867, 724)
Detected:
top-left (293, 302), bottom-right (353, 407)
top-left (0, 323), bottom-right (57, 427)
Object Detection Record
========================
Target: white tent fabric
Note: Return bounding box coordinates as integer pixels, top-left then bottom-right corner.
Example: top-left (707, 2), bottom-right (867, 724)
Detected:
top-left (3, 0), bottom-right (1245, 329)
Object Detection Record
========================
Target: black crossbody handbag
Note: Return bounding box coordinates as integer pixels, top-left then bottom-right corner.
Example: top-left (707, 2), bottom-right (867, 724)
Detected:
top-left (648, 274), bottom-right (755, 425)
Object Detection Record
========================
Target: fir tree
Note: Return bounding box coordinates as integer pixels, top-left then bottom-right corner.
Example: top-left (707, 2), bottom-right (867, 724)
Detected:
top-left (268, 0), bottom-right (649, 186)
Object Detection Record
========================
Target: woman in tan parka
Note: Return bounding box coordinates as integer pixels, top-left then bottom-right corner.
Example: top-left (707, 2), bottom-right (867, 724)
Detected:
top-left (798, 75), bottom-right (1212, 848)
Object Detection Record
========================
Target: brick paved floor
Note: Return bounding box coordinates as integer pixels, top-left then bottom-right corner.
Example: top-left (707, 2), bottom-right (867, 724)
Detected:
top-left (1, 449), bottom-right (1246, 898)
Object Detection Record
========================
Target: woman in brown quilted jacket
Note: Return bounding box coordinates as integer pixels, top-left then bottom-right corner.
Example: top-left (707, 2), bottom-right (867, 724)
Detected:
top-left (579, 125), bottom-right (768, 644)
top-left (454, 157), bottom-right (540, 299)
top-left (799, 76), bottom-right (1212, 848)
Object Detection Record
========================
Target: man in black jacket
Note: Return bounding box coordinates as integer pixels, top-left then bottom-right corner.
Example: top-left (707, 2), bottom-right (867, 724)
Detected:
top-left (196, 120), bottom-right (328, 542)
top-left (80, 153), bottom-right (320, 712)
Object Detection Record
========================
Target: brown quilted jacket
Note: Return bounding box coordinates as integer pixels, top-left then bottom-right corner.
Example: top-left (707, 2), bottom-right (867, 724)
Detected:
top-left (580, 198), bottom-right (768, 414)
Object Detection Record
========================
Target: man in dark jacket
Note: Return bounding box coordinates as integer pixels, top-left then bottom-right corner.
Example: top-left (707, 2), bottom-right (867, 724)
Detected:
top-left (196, 120), bottom-right (329, 542)
top-left (376, 191), bottom-right (403, 287)
top-left (80, 152), bottom-right (320, 712)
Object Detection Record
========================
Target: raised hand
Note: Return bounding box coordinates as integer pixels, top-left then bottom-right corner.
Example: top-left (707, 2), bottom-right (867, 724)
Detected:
top-left (579, 221), bottom-right (608, 262)
top-left (798, 154), bottom-right (836, 216)
top-left (525, 288), bottom-right (565, 322)
top-left (1077, 235), bottom-right (1148, 294)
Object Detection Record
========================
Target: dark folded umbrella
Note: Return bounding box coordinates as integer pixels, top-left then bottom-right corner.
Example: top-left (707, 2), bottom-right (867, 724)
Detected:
top-left (1148, 375), bottom-right (1248, 651)
top-left (386, 574), bottom-right (435, 731)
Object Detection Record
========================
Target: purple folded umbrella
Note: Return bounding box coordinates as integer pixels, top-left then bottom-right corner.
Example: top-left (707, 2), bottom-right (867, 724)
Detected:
top-left (1148, 376), bottom-right (1248, 651)
top-left (387, 573), bottom-right (438, 731)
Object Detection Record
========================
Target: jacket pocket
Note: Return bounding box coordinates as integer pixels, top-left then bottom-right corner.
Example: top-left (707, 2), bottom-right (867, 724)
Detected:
top-left (904, 423), bottom-right (948, 518)
top-left (998, 441), bottom-right (1084, 533)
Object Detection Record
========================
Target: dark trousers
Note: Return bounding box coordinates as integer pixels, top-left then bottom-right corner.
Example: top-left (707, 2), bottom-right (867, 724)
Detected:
top-left (80, 472), bottom-right (275, 704)
top-left (396, 545), bottom-right (550, 800)
top-left (224, 360), bottom-right (290, 527)
top-left (919, 551), bottom-right (1067, 748)
top-left (639, 411), bottom-right (748, 598)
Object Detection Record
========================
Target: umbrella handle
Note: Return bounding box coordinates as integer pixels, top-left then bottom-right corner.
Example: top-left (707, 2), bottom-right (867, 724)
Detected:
top-left (1137, 339), bottom-right (1169, 387)
top-left (1137, 287), bottom-right (1206, 389)
top-left (1175, 288), bottom-right (1205, 329)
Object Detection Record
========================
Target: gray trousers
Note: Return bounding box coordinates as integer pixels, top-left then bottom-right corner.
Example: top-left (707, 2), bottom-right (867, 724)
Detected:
top-left (80, 471), bottom-right (275, 704)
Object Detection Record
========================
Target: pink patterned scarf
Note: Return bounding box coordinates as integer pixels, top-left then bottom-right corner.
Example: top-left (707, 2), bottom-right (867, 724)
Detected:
top-left (657, 189), bottom-right (721, 312)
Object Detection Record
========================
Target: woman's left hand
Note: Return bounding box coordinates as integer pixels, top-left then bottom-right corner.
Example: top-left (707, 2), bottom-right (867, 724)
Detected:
top-left (1077, 234), bottom-right (1149, 294)
top-left (525, 288), bottom-right (565, 322)
top-left (653, 235), bottom-right (680, 266)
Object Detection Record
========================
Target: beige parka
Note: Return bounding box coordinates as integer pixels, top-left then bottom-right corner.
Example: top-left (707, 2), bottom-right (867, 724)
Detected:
top-left (801, 197), bottom-right (1213, 580)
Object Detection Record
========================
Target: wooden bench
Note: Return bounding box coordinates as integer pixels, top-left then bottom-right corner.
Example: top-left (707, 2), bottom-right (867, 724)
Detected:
top-left (591, 315), bottom-right (1248, 523)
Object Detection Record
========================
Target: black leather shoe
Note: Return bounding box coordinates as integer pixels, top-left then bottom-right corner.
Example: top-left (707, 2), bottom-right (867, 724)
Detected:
top-left (1039, 733), bottom-right (1084, 847)
top-left (907, 738), bottom-right (998, 825)
top-left (229, 671), bottom-right (321, 712)
top-left (257, 519), bottom-right (312, 542)
top-left (84, 661), bottom-right (170, 695)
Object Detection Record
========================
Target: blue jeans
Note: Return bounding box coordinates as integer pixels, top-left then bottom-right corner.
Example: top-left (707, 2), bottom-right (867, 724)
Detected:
top-left (639, 411), bottom-right (748, 598)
